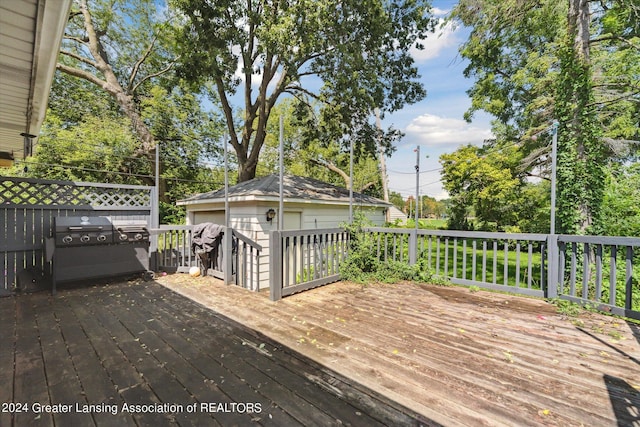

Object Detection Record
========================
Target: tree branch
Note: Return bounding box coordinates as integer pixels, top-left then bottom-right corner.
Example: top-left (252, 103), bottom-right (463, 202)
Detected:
top-left (129, 35), bottom-right (158, 92)
top-left (131, 59), bottom-right (178, 94)
top-left (310, 158), bottom-right (350, 187)
top-left (59, 49), bottom-right (99, 69)
top-left (56, 63), bottom-right (108, 89)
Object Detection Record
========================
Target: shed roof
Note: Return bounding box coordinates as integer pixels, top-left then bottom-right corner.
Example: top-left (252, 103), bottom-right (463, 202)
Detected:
top-left (178, 174), bottom-right (391, 207)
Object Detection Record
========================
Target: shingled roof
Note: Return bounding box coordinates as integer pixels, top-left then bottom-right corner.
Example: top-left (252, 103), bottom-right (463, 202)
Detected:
top-left (178, 174), bottom-right (390, 207)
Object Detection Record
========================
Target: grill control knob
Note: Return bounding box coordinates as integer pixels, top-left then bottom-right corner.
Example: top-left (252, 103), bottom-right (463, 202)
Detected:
top-left (62, 235), bottom-right (73, 244)
top-left (134, 233), bottom-right (143, 241)
top-left (97, 234), bottom-right (107, 242)
top-left (80, 235), bottom-right (90, 243)
top-left (119, 234), bottom-right (128, 241)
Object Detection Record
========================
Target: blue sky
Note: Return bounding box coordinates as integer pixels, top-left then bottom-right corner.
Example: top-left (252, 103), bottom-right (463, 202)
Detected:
top-left (383, 1), bottom-right (493, 200)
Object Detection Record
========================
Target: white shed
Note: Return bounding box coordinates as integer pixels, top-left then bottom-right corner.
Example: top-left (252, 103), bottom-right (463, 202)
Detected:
top-left (177, 174), bottom-right (391, 290)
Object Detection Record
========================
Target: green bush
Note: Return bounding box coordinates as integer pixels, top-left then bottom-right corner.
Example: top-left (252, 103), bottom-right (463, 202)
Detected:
top-left (340, 213), bottom-right (448, 285)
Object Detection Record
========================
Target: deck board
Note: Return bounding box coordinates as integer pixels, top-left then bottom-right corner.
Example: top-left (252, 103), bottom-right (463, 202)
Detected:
top-left (0, 280), bottom-right (427, 426)
top-left (158, 274), bottom-right (640, 427)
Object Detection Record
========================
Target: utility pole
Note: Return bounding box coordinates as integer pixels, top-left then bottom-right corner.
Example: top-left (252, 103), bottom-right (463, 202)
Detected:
top-left (375, 108), bottom-right (390, 222)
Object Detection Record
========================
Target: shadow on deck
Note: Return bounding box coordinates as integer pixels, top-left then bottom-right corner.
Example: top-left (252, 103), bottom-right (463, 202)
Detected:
top-left (0, 280), bottom-right (434, 427)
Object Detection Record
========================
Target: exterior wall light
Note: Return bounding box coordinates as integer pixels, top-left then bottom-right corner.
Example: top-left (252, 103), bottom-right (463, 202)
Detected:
top-left (266, 208), bottom-right (276, 222)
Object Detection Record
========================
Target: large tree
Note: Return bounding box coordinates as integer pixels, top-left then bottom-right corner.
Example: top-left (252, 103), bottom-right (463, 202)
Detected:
top-left (56, 0), bottom-right (178, 159)
top-left (172, 0), bottom-right (434, 182)
top-left (451, 0), bottom-right (639, 234)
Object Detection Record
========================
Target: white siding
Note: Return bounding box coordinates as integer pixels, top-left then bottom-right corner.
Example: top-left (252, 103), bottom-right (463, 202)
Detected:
top-left (185, 200), bottom-right (387, 290)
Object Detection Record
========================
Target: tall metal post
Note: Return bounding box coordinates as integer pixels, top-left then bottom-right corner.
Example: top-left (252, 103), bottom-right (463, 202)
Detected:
top-left (550, 120), bottom-right (559, 235)
top-left (375, 108), bottom-right (390, 222)
top-left (149, 142), bottom-right (160, 270)
top-left (415, 145), bottom-right (420, 231)
top-left (349, 138), bottom-right (354, 223)
top-left (279, 115), bottom-right (284, 230)
top-left (409, 146), bottom-right (420, 265)
top-left (224, 134), bottom-right (229, 228)
top-left (223, 134), bottom-right (232, 284)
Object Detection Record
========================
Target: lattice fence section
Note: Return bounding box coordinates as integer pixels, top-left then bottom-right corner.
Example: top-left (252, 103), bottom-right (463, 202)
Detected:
top-left (0, 177), bottom-right (152, 209)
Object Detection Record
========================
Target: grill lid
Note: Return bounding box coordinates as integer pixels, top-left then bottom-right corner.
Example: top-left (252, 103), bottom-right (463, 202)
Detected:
top-left (55, 216), bottom-right (114, 231)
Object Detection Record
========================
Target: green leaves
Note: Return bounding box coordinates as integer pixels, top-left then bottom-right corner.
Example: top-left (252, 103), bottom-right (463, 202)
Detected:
top-left (172, 0), bottom-right (435, 181)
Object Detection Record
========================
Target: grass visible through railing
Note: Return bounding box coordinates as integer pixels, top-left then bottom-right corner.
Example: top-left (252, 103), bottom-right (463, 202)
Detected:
top-left (419, 237), bottom-right (545, 290)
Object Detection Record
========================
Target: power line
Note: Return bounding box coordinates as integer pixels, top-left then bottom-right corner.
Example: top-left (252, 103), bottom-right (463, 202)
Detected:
top-left (35, 139), bottom-right (223, 171)
top-left (16, 159), bottom-right (223, 187)
top-left (16, 159), bottom-right (154, 179)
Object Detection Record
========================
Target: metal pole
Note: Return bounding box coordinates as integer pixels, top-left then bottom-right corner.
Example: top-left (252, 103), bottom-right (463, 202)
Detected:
top-left (375, 108), bottom-right (390, 222)
top-left (222, 134), bottom-right (232, 285)
top-left (550, 120), bottom-right (559, 235)
top-left (149, 142), bottom-right (160, 270)
top-left (154, 141), bottom-right (160, 229)
top-left (279, 115), bottom-right (284, 231)
top-left (415, 145), bottom-right (420, 232)
top-left (349, 138), bottom-right (354, 223)
top-left (224, 133), bottom-right (229, 228)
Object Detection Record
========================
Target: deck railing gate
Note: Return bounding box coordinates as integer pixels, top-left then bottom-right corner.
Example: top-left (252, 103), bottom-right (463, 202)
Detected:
top-left (154, 225), bottom-right (262, 291)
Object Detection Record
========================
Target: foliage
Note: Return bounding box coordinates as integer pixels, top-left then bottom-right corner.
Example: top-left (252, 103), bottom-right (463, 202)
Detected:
top-left (57, 0), bottom-right (181, 157)
top-left (550, 298), bottom-right (583, 317)
top-left (595, 163), bottom-right (640, 237)
top-left (553, 37), bottom-right (605, 234)
top-left (339, 213), bottom-right (445, 284)
top-left (171, 0), bottom-right (435, 182)
top-left (20, 84), bottom-right (221, 224)
top-left (440, 144), bottom-right (523, 231)
top-left (449, 0), bottom-right (640, 235)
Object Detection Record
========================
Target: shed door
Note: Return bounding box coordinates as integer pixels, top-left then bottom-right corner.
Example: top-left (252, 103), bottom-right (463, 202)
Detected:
top-left (194, 211), bottom-right (225, 225)
top-left (283, 212), bottom-right (301, 230)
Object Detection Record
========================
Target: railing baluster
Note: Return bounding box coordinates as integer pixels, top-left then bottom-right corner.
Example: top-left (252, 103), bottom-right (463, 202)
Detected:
top-left (570, 242), bottom-right (577, 296)
top-left (453, 238), bottom-right (457, 279)
top-left (626, 246), bottom-right (633, 310)
top-left (609, 246), bottom-right (617, 306)
top-left (527, 243), bottom-right (533, 289)
top-left (582, 243), bottom-right (590, 300)
top-left (472, 240), bottom-right (477, 281)
top-left (492, 241), bottom-right (498, 285)
top-left (462, 239), bottom-right (467, 280)
top-left (595, 244), bottom-right (603, 301)
top-left (482, 241), bottom-right (487, 283)
top-left (503, 242), bottom-right (509, 286)
top-left (436, 237), bottom-right (441, 275)
top-left (515, 242), bottom-right (521, 288)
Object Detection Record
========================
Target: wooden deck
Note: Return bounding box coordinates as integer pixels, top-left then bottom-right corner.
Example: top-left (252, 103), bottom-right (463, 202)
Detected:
top-left (157, 274), bottom-right (640, 427)
top-left (0, 280), bottom-right (428, 427)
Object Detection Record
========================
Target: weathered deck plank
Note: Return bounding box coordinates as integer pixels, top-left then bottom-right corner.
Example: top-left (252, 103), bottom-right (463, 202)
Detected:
top-left (158, 274), bottom-right (640, 427)
top-left (0, 280), bottom-right (428, 426)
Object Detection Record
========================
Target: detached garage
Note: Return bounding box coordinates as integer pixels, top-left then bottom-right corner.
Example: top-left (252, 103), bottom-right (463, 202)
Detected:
top-left (178, 174), bottom-right (390, 238)
top-left (177, 174), bottom-right (391, 290)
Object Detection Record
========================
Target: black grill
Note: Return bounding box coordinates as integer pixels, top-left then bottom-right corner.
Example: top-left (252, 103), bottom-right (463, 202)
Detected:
top-left (54, 216), bottom-right (114, 246)
top-left (46, 216), bottom-right (152, 294)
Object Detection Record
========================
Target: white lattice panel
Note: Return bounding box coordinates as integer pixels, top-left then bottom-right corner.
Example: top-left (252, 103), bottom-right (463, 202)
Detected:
top-left (0, 177), bottom-right (152, 208)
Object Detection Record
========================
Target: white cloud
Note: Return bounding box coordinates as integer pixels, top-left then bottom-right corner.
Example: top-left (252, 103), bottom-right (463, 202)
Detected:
top-left (410, 19), bottom-right (460, 63)
top-left (405, 113), bottom-right (493, 147)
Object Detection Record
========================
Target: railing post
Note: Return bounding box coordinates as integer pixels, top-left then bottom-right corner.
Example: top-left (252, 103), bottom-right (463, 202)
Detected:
top-left (149, 185), bottom-right (159, 271)
top-left (223, 227), bottom-right (233, 285)
top-left (270, 230), bottom-right (283, 301)
top-left (409, 229), bottom-right (417, 265)
top-left (546, 234), bottom-right (559, 298)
